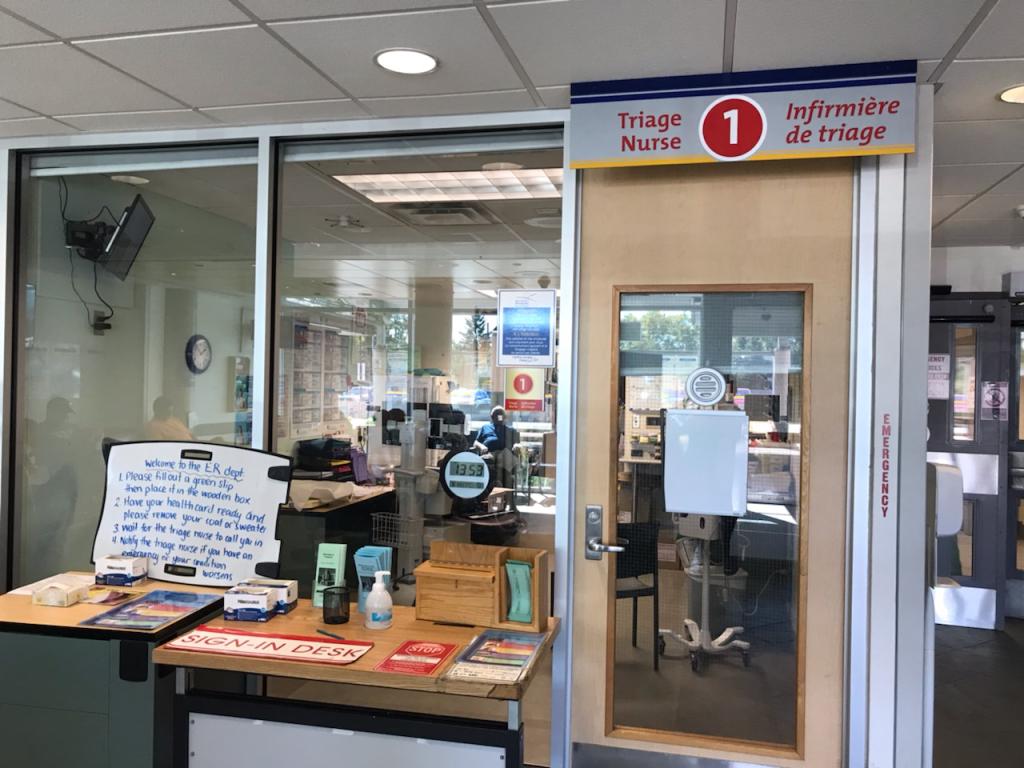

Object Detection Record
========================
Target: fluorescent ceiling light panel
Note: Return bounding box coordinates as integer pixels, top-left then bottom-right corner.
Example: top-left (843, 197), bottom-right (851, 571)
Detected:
top-left (333, 169), bottom-right (563, 203)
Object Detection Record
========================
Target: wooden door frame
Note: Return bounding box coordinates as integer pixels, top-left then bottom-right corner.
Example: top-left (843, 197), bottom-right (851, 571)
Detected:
top-left (602, 284), bottom-right (812, 761)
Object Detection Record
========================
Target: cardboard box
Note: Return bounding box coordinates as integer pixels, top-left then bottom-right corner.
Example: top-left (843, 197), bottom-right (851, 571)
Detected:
top-left (224, 586), bottom-right (275, 622)
top-left (32, 580), bottom-right (90, 607)
top-left (95, 555), bottom-right (148, 587)
top-left (239, 578), bottom-right (298, 614)
top-left (312, 543), bottom-right (347, 608)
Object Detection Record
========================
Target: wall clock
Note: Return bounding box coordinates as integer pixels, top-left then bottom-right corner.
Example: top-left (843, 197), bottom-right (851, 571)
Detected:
top-left (185, 334), bottom-right (212, 374)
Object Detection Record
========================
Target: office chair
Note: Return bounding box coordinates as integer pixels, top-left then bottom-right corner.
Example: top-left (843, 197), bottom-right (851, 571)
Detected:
top-left (615, 521), bottom-right (660, 671)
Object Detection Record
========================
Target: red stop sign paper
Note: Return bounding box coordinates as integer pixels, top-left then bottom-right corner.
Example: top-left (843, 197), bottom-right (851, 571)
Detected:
top-left (376, 640), bottom-right (458, 675)
top-left (699, 95), bottom-right (767, 161)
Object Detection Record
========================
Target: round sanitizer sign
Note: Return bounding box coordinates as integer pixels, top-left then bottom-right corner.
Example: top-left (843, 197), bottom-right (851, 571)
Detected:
top-left (685, 367), bottom-right (727, 407)
top-left (440, 449), bottom-right (494, 502)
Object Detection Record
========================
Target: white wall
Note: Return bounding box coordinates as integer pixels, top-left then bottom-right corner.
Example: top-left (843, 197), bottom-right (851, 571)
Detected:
top-left (931, 245), bottom-right (1024, 292)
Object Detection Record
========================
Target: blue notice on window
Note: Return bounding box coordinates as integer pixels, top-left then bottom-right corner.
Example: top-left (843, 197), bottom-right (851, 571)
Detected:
top-left (501, 307), bottom-right (551, 358)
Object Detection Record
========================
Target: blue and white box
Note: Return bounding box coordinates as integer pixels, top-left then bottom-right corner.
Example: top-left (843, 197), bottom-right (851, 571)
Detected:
top-left (224, 586), bottom-right (275, 622)
top-left (239, 577), bottom-right (298, 614)
top-left (95, 555), bottom-right (148, 587)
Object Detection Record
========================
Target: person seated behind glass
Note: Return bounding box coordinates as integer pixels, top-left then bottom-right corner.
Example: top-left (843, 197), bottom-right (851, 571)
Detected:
top-left (474, 406), bottom-right (519, 490)
top-left (144, 396), bottom-right (194, 441)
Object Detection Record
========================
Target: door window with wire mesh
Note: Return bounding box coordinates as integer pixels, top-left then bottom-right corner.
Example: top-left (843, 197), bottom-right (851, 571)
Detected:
top-left (612, 289), bottom-right (804, 747)
top-left (12, 146), bottom-right (258, 585)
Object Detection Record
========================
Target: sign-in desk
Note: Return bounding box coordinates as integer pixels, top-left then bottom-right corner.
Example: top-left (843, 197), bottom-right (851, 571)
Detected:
top-left (153, 603), bottom-right (558, 767)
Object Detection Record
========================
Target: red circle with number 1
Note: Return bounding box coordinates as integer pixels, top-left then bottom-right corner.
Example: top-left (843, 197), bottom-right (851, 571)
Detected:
top-left (699, 95), bottom-right (767, 161)
top-left (513, 373), bottom-right (533, 394)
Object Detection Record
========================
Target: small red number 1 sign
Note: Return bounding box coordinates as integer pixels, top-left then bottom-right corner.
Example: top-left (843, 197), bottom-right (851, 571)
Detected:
top-left (699, 95), bottom-right (767, 161)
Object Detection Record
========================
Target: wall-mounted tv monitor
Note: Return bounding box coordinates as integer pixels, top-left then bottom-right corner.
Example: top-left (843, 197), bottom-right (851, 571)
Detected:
top-left (100, 194), bottom-right (154, 281)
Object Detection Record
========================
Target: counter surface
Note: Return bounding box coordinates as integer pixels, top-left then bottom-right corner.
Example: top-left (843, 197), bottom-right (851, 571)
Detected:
top-left (0, 572), bottom-right (225, 640)
top-left (154, 601), bottom-right (558, 701)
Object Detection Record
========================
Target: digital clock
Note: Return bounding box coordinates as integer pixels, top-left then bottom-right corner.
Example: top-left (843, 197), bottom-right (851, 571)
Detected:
top-left (439, 449), bottom-right (494, 502)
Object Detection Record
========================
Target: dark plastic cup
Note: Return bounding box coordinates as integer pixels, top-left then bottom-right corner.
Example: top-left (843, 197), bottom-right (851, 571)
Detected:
top-left (322, 585), bottom-right (350, 624)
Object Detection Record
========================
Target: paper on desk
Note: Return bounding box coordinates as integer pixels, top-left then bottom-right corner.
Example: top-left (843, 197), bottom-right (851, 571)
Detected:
top-left (289, 480), bottom-right (354, 510)
top-left (9, 572), bottom-right (94, 596)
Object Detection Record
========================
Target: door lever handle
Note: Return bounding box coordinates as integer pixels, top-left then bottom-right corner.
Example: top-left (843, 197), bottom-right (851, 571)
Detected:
top-left (587, 536), bottom-right (628, 554)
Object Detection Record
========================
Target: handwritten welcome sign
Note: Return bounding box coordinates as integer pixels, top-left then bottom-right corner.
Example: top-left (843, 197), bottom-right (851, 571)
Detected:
top-left (92, 441), bottom-right (291, 587)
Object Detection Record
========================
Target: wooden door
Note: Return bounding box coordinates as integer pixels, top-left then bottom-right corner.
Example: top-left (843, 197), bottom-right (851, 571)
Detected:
top-left (571, 159), bottom-right (853, 766)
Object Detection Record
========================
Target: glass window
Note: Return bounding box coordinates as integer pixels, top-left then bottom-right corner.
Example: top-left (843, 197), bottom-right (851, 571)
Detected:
top-left (613, 290), bottom-right (804, 746)
top-left (13, 147), bottom-right (258, 585)
top-left (952, 326), bottom-right (977, 442)
top-left (274, 131), bottom-right (563, 567)
top-left (1018, 332), bottom-right (1024, 442)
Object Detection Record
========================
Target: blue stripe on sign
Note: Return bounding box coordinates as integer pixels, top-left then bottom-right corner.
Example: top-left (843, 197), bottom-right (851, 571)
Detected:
top-left (569, 59), bottom-right (918, 99)
top-left (571, 75), bottom-right (915, 105)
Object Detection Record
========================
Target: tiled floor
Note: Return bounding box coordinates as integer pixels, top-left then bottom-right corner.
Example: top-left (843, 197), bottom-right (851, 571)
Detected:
top-left (934, 619), bottom-right (1024, 768)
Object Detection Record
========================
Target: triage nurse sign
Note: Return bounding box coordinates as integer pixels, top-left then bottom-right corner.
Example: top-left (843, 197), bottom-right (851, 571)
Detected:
top-left (569, 60), bottom-right (916, 168)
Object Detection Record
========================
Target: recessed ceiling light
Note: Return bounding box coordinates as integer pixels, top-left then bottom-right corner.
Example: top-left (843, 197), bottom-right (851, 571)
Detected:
top-left (110, 174), bottom-right (149, 185)
top-left (374, 49), bottom-right (438, 75)
top-left (1000, 85), bottom-right (1024, 104)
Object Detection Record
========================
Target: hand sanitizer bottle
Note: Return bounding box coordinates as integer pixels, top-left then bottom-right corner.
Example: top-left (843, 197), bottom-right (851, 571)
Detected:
top-left (364, 570), bottom-right (393, 630)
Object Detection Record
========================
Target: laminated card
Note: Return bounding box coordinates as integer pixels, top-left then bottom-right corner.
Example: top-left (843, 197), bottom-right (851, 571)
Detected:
top-left (92, 441), bottom-right (291, 587)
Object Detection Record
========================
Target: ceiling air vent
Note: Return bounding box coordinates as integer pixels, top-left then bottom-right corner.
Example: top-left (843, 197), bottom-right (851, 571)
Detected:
top-left (388, 202), bottom-right (497, 227)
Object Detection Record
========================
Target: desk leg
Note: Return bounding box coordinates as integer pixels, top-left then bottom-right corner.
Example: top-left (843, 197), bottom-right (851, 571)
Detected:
top-left (245, 674), bottom-right (265, 696)
top-left (175, 668), bottom-right (192, 695)
top-left (507, 700), bottom-right (521, 730)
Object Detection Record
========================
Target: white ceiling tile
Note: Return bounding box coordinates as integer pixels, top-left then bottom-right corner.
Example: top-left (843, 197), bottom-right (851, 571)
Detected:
top-left (0, 116), bottom-right (74, 137)
top-left (933, 163), bottom-right (1021, 196)
top-left (954, 193), bottom-right (1024, 221)
top-left (932, 217), bottom-right (1024, 247)
top-left (734, 0), bottom-right (985, 70)
top-left (57, 109), bottom-right (216, 131)
top-left (491, 0), bottom-right (723, 87)
top-left (960, 1), bottom-right (1024, 59)
top-left (270, 9), bottom-right (523, 98)
top-left (977, 165), bottom-right (1024, 196)
top-left (934, 120), bottom-right (1024, 164)
top-left (363, 90), bottom-right (535, 118)
top-left (0, 9), bottom-right (53, 44)
top-left (932, 195), bottom-right (973, 223)
top-left (0, 98), bottom-right (35, 119)
top-left (934, 60), bottom-right (1024, 121)
top-left (202, 99), bottom-right (365, 125)
top-left (537, 85), bottom-right (568, 108)
top-left (78, 27), bottom-right (341, 107)
top-left (0, 42), bottom-right (177, 113)
top-left (240, 0), bottom-right (470, 21)
top-left (0, 0), bottom-right (247, 37)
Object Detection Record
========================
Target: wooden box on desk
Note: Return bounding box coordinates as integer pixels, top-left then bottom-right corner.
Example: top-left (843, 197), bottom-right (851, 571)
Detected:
top-left (414, 541), bottom-right (549, 633)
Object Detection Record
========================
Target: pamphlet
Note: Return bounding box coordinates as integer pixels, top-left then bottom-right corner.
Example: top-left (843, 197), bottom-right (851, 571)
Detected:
top-left (375, 640), bottom-right (458, 676)
top-left (79, 590), bottom-right (220, 631)
top-left (444, 629), bottom-right (545, 683)
top-left (81, 586), bottom-right (144, 606)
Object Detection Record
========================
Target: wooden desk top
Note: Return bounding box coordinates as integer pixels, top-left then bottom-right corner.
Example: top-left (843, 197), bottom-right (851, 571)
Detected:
top-left (281, 485), bottom-right (395, 515)
top-left (154, 601), bottom-right (559, 701)
top-left (0, 572), bottom-right (225, 639)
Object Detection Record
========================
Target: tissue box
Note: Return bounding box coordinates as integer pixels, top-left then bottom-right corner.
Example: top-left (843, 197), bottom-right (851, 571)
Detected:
top-left (95, 555), bottom-right (148, 587)
top-left (224, 586), bottom-right (275, 622)
top-left (32, 581), bottom-right (90, 607)
top-left (238, 578), bottom-right (298, 614)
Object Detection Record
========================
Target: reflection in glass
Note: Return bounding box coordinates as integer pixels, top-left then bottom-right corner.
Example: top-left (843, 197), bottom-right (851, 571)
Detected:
top-left (14, 149), bottom-right (258, 585)
top-left (952, 326), bottom-right (977, 442)
top-left (613, 291), bottom-right (803, 747)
